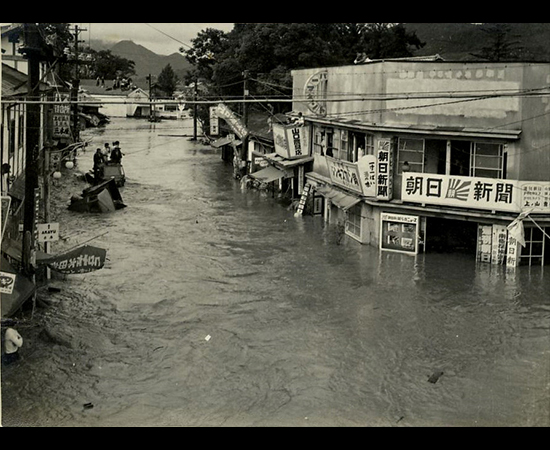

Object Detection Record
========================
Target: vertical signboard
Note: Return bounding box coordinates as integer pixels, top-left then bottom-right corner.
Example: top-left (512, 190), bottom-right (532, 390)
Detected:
top-left (477, 225), bottom-right (493, 263)
top-left (1, 196), bottom-right (11, 240)
top-left (506, 235), bottom-right (521, 267)
top-left (304, 70), bottom-right (328, 117)
top-left (209, 106), bottom-right (219, 135)
top-left (491, 224), bottom-right (508, 265)
top-left (52, 93), bottom-right (71, 139)
top-left (286, 125), bottom-right (310, 158)
top-left (376, 139), bottom-right (393, 201)
top-left (380, 213), bottom-right (419, 254)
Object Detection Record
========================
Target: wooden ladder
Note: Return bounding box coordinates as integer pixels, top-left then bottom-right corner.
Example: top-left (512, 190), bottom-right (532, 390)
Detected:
top-left (294, 182), bottom-right (312, 217)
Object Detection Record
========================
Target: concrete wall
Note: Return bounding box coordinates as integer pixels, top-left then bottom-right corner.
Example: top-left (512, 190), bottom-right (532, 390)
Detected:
top-left (292, 61), bottom-right (550, 182)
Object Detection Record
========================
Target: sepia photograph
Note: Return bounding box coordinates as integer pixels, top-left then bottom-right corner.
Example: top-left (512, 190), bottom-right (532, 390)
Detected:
top-left (1, 21), bottom-right (549, 427)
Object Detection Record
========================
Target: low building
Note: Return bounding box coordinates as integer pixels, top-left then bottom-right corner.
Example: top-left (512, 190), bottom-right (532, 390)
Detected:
top-left (290, 58), bottom-right (550, 266)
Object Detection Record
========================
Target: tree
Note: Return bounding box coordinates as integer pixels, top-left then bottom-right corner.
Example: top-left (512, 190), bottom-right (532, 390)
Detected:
top-left (156, 64), bottom-right (179, 97)
top-left (89, 49), bottom-right (135, 80)
top-left (472, 24), bottom-right (523, 61)
top-left (359, 23), bottom-right (425, 59)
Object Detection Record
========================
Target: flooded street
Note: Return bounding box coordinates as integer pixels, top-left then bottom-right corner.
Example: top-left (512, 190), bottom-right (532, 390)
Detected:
top-left (2, 117), bottom-right (549, 427)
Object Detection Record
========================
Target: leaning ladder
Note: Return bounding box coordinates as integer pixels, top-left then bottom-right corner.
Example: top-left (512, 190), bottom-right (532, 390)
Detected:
top-left (294, 182), bottom-right (312, 217)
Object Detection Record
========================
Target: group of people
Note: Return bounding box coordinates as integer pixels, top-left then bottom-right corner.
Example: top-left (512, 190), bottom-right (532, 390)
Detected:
top-left (93, 141), bottom-right (124, 183)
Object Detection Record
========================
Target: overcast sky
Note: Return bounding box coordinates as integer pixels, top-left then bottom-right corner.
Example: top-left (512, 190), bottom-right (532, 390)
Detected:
top-left (74, 23), bottom-right (235, 55)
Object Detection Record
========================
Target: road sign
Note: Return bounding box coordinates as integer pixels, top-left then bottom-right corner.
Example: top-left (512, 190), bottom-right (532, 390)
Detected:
top-left (37, 222), bottom-right (59, 242)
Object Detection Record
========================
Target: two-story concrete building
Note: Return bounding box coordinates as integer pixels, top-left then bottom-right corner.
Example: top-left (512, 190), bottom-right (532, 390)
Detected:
top-left (290, 58), bottom-right (550, 266)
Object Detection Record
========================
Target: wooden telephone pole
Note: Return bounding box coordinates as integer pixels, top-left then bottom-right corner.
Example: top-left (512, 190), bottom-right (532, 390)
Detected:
top-left (20, 23), bottom-right (42, 276)
top-left (71, 24), bottom-right (86, 142)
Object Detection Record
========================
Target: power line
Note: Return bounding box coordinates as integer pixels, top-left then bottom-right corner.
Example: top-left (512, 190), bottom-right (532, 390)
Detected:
top-left (143, 23), bottom-right (192, 51)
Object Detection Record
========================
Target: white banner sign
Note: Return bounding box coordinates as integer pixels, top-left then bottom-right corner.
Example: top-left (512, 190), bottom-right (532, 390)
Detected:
top-left (326, 156), bottom-right (363, 195)
top-left (402, 173), bottom-right (550, 214)
top-left (37, 222), bottom-right (59, 242)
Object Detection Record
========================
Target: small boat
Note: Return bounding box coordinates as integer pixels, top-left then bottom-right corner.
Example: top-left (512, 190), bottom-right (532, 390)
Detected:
top-left (68, 178), bottom-right (126, 213)
top-left (85, 162), bottom-right (126, 187)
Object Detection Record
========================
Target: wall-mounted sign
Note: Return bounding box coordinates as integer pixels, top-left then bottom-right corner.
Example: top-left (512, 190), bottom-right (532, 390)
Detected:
top-left (380, 213), bottom-right (419, 254)
top-left (357, 155), bottom-right (377, 197)
top-left (52, 93), bottom-right (71, 139)
top-left (304, 70), bottom-right (328, 117)
top-left (209, 106), bottom-right (219, 135)
top-left (376, 139), bottom-right (394, 200)
top-left (0, 271), bottom-right (16, 294)
top-left (402, 174), bottom-right (550, 214)
top-left (326, 156), bottom-right (363, 195)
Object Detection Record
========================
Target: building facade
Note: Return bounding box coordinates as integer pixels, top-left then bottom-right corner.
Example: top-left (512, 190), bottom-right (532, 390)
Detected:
top-left (291, 59), bottom-right (550, 266)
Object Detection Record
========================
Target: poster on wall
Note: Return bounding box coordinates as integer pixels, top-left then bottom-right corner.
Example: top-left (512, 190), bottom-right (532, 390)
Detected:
top-left (380, 213), bottom-right (419, 254)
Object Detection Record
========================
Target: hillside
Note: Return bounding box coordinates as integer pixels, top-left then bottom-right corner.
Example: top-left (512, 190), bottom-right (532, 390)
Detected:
top-left (406, 23), bottom-right (550, 61)
top-left (107, 40), bottom-right (193, 82)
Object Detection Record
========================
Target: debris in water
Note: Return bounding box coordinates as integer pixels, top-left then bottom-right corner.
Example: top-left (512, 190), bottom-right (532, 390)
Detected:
top-left (83, 403), bottom-right (94, 410)
top-left (428, 371), bottom-right (444, 384)
top-left (205, 335), bottom-right (211, 342)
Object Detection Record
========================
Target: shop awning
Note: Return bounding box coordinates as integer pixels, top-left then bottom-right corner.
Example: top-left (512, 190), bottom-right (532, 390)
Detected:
top-left (1, 256), bottom-right (36, 318)
top-left (249, 165), bottom-right (286, 183)
top-left (317, 186), bottom-right (362, 211)
top-left (210, 136), bottom-right (242, 148)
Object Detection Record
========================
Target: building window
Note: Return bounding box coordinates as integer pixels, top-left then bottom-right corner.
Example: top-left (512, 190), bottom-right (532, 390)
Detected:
top-left (398, 137), bottom-right (424, 174)
top-left (519, 226), bottom-right (548, 266)
top-left (345, 204), bottom-right (362, 240)
top-left (399, 137), bottom-right (505, 179)
top-left (471, 142), bottom-right (504, 179)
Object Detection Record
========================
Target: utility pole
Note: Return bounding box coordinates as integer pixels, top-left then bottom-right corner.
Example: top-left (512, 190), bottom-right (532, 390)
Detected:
top-left (192, 77), bottom-right (198, 140)
top-left (71, 24), bottom-right (86, 142)
top-left (242, 70), bottom-right (249, 161)
top-left (146, 74), bottom-right (153, 121)
top-left (20, 23), bottom-right (42, 277)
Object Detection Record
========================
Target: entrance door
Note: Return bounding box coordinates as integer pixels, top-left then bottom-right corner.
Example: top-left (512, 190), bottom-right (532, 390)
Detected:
top-left (425, 217), bottom-right (478, 255)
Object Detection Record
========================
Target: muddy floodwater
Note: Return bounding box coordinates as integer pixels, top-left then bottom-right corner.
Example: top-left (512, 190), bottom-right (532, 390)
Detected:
top-left (2, 118), bottom-right (549, 427)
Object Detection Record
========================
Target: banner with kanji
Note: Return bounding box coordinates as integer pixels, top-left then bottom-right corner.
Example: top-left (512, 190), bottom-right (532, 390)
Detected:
top-left (40, 245), bottom-right (107, 274)
top-left (402, 173), bottom-right (550, 214)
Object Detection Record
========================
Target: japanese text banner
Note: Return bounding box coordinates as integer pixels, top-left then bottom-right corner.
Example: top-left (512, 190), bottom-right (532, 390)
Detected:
top-left (40, 245), bottom-right (107, 274)
top-left (402, 173), bottom-right (520, 213)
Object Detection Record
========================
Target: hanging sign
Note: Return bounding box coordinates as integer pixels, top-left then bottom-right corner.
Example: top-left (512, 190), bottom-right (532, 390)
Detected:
top-left (40, 245), bottom-right (107, 274)
top-left (216, 103), bottom-right (248, 139)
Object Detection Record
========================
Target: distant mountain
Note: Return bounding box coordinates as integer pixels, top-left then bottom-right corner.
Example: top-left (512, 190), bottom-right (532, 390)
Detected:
top-left (96, 39), bottom-right (193, 82)
top-left (406, 23), bottom-right (550, 61)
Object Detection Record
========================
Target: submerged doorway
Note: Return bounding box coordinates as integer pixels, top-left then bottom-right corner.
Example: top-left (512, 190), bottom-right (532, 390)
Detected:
top-left (425, 217), bottom-right (478, 255)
